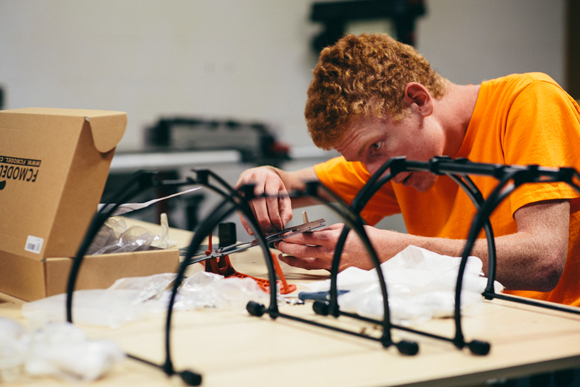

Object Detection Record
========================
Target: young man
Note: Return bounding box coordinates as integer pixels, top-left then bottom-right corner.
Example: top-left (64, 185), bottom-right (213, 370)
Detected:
top-left (235, 34), bottom-right (580, 306)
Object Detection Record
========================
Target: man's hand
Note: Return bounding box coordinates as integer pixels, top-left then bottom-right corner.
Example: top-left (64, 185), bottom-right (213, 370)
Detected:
top-left (234, 166), bottom-right (319, 236)
top-left (234, 166), bottom-right (293, 235)
top-left (277, 223), bottom-right (405, 271)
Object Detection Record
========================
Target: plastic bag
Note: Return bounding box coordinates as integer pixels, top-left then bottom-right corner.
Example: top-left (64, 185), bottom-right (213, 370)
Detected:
top-left (302, 245), bottom-right (504, 326)
top-left (87, 216), bottom-right (169, 255)
top-left (0, 318), bottom-right (28, 382)
top-left (22, 289), bottom-right (160, 328)
top-left (22, 272), bottom-right (269, 328)
top-left (166, 271), bottom-right (268, 311)
top-left (0, 319), bottom-right (124, 383)
top-left (108, 273), bottom-right (177, 304)
top-left (25, 322), bottom-right (125, 382)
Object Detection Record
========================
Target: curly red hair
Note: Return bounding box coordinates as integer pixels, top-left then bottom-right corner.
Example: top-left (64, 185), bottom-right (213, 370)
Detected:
top-left (305, 33), bottom-right (446, 149)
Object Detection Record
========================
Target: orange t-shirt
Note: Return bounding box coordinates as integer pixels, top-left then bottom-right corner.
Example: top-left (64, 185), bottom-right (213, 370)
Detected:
top-left (314, 73), bottom-right (580, 306)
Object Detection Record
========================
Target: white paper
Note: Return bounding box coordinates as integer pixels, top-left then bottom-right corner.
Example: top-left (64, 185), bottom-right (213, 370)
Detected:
top-left (98, 186), bottom-right (201, 216)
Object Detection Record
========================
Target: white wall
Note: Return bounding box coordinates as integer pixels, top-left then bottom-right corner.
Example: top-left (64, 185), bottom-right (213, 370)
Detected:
top-left (418, 0), bottom-right (565, 85)
top-left (0, 0), bottom-right (565, 152)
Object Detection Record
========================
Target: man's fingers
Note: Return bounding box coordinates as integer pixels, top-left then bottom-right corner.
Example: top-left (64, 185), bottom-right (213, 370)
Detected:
top-left (264, 179), bottom-right (289, 230)
top-left (237, 210), bottom-right (254, 236)
top-left (282, 229), bottom-right (335, 247)
top-left (250, 184), bottom-right (275, 233)
top-left (278, 254), bottom-right (330, 271)
top-left (234, 167), bottom-right (295, 235)
top-left (279, 194), bottom-right (293, 227)
top-left (265, 195), bottom-right (283, 231)
top-left (276, 240), bottom-right (334, 259)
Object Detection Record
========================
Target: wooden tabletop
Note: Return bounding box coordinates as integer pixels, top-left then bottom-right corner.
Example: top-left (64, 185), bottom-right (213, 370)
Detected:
top-left (1, 247), bottom-right (580, 386)
top-left (2, 220), bottom-right (580, 386)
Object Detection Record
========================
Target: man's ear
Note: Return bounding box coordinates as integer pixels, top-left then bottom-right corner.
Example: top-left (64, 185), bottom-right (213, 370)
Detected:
top-left (404, 82), bottom-right (433, 116)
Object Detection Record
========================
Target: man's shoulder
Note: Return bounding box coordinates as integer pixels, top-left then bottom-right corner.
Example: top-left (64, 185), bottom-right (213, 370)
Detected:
top-left (479, 73), bottom-right (563, 104)
top-left (522, 72), bottom-right (557, 83)
top-left (487, 72), bottom-right (559, 90)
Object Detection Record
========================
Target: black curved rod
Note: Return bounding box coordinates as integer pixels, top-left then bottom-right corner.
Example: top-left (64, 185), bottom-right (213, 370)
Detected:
top-left (331, 157), bottom-right (460, 315)
top-left (66, 170), bottom-right (209, 385)
top-left (186, 169), bottom-right (279, 311)
top-left (191, 169), bottom-right (237, 196)
top-left (163, 177), bottom-right (277, 377)
top-left (327, 171), bottom-right (495, 351)
top-left (162, 200), bottom-right (221, 377)
top-left (241, 180), bottom-right (419, 353)
top-left (453, 169), bottom-right (520, 349)
top-left (329, 157), bottom-right (495, 353)
top-left (328, 157), bottom-right (408, 316)
top-left (66, 170), bottom-right (158, 323)
top-left (463, 167), bottom-right (580, 316)
top-left (447, 174), bottom-right (498, 297)
top-left (297, 181), bottom-right (396, 347)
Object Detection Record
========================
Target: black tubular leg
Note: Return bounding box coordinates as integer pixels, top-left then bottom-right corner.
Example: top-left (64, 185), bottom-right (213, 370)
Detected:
top-left (336, 157), bottom-right (500, 353)
top-left (66, 170), bottom-right (207, 384)
top-left (306, 181), bottom-right (417, 352)
top-left (241, 179), bottom-right (411, 352)
top-left (329, 167), bottom-right (400, 317)
top-left (328, 160), bottom-right (408, 320)
top-left (164, 176), bottom-right (276, 384)
top-left (453, 170), bottom-right (519, 353)
top-left (187, 170), bottom-right (279, 312)
top-left (448, 175), bottom-right (498, 298)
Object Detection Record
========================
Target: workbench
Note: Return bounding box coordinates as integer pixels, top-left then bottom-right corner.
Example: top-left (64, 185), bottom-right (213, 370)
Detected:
top-left (1, 222), bottom-right (580, 386)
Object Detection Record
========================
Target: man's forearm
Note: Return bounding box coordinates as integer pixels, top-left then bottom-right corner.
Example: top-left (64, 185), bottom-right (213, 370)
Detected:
top-left (385, 232), bottom-right (561, 291)
top-left (377, 200), bottom-right (569, 292)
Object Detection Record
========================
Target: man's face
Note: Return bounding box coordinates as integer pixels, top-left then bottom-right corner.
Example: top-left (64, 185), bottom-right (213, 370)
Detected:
top-left (333, 113), bottom-right (445, 192)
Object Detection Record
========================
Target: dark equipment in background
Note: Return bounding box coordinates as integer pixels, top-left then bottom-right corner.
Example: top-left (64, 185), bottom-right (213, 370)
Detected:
top-left (145, 117), bottom-right (290, 168)
top-left (310, 0), bottom-right (426, 52)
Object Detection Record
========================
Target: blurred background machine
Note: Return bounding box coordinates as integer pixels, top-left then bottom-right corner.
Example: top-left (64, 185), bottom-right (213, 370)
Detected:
top-left (310, 0), bottom-right (426, 52)
top-left (144, 117), bottom-right (290, 167)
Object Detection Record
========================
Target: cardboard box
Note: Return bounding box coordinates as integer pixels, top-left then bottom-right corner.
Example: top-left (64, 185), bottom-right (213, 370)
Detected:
top-left (0, 108), bottom-right (180, 301)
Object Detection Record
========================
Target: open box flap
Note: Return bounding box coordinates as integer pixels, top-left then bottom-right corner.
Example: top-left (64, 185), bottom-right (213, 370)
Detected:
top-left (85, 112), bottom-right (127, 153)
top-left (1, 108), bottom-right (127, 153)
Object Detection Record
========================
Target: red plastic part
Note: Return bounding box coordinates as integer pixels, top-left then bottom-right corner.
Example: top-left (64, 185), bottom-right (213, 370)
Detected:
top-left (203, 237), bottom-right (296, 294)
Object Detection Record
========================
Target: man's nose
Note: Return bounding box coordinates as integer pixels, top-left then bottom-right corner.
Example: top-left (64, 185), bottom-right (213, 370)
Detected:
top-left (392, 172), bottom-right (409, 184)
top-left (364, 162), bottom-right (380, 176)
top-left (365, 161), bottom-right (391, 179)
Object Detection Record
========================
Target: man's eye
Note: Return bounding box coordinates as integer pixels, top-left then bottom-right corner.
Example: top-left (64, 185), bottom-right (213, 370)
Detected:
top-left (371, 142), bottom-right (381, 150)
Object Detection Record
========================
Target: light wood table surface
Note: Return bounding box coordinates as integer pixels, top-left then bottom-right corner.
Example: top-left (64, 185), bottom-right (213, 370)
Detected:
top-left (1, 222), bottom-right (580, 386)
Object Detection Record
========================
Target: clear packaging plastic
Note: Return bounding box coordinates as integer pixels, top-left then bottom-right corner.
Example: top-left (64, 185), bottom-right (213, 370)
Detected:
top-left (108, 273), bottom-right (177, 303)
top-left (168, 271), bottom-right (268, 311)
top-left (87, 216), bottom-right (169, 255)
top-left (22, 272), bottom-right (269, 328)
top-left (22, 289), bottom-right (160, 329)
